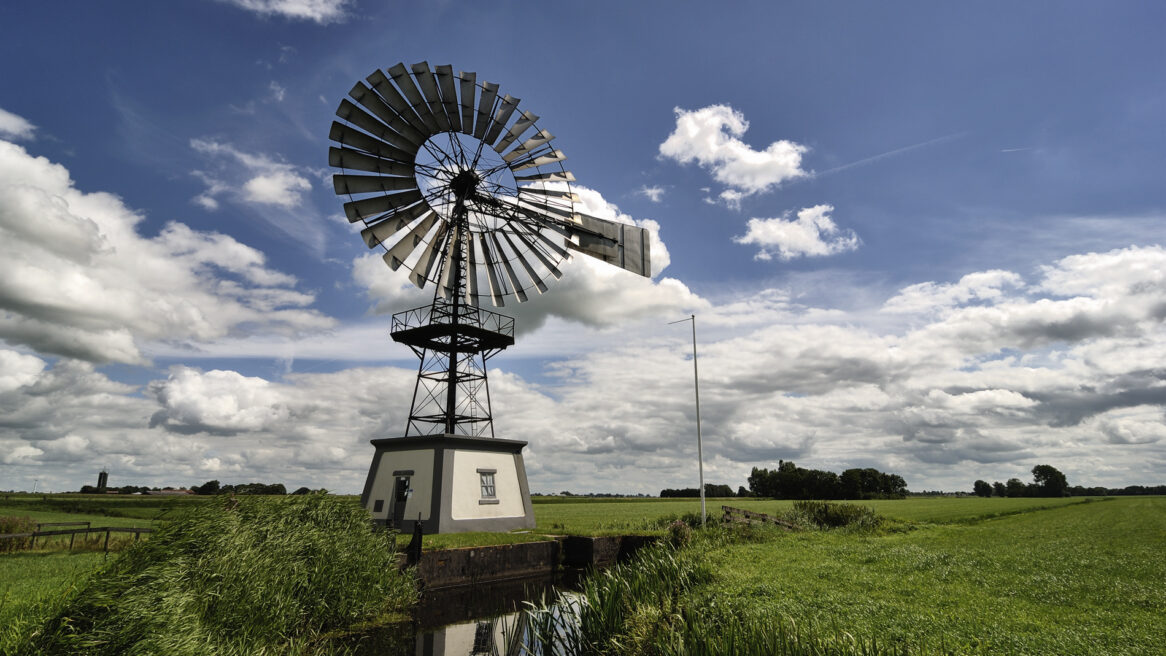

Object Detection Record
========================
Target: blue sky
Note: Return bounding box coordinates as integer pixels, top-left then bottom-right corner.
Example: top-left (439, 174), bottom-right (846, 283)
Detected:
top-left (1, 1), bottom-right (1163, 494)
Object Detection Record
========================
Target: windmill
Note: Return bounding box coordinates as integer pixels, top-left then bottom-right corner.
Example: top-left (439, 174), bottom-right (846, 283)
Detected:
top-left (331, 62), bottom-right (650, 533)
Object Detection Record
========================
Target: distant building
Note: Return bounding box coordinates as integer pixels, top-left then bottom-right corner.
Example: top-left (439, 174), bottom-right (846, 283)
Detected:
top-left (97, 470), bottom-right (108, 492)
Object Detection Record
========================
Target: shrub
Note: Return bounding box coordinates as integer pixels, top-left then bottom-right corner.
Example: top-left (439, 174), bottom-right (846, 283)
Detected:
top-left (26, 494), bottom-right (415, 655)
top-left (0, 516), bottom-right (35, 553)
top-left (668, 519), bottom-right (693, 547)
top-left (790, 500), bottom-right (880, 529)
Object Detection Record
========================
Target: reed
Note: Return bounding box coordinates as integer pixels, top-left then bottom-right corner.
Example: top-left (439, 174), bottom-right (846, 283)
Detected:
top-left (20, 494), bottom-right (414, 656)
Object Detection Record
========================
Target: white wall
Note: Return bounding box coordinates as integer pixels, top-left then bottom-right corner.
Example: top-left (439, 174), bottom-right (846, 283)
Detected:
top-left (365, 449), bottom-right (435, 522)
top-left (449, 450), bottom-right (524, 520)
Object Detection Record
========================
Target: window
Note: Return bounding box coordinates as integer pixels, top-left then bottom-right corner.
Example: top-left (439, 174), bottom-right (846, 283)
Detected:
top-left (372, 499), bottom-right (384, 513)
top-left (479, 472), bottom-right (496, 499)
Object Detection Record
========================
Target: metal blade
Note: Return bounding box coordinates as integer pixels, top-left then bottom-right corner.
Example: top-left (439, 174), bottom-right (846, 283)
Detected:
top-left (508, 224), bottom-right (564, 280)
top-left (494, 111), bottom-right (539, 154)
top-left (482, 94), bottom-right (519, 146)
top-left (501, 129), bottom-right (553, 162)
top-left (477, 232), bottom-right (506, 306)
top-left (408, 222), bottom-right (449, 289)
top-left (458, 71), bottom-right (476, 136)
top-left (466, 229), bottom-right (479, 305)
top-left (508, 149), bottom-right (567, 172)
top-left (473, 82), bottom-right (499, 140)
top-left (329, 146), bottom-right (414, 177)
top-left (435, 65), bottom-right (461, 133)
top-left (518, 185), bottom-right (580, 203)
top-left (360, 208), bottom-right (419, 248)
top-left (500, 231), bottom-right (549, 293)
top-left (366, 69), bottom-right (430, 136)
top-left (518, 197), bottom-right (577, 223)
top-left (348, 82), bottom-right (424, 147)
top-left (329, 121), bottom-right (412, 162)
top-left (388, 63), bottom-right (438, 133)
top-left (567, 214), bottom-right (652, 277)
top-left (343, 189), bottom-right (424, 222)
top-left (514, 170), bottom-right (575, 183)
top-left (411, 62), bottom-right (450, 133)
top-left (335, 101), bottom-right (415, 162)
top-left (333, 173), bottom-right (416, 196)
top-left (490, 232), bottom-right (527, 302)
top-left (382, 211), bottom-right (437, 270)
top-left (367, 200), bottom-right (430, 230)
top-left (437, 224), bottom-right (460, 298)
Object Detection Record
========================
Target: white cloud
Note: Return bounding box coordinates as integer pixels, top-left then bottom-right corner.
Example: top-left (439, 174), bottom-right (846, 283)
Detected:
top-left (215, 0), bottom-right (351, 24)
top-left (269, 80), bottom-right (287, 102)
top-left (0, 107), bottom-right (36, 141)
top-left (659, 104), bottom-right (808, 202)
top-left (734, 204), bottom-right (860, 261)
top-left (189, 138), bottom-right (326, 254)
top-left (882, 270), bottom-right (1025, 314)
top-left (0, 140), bottom-right (332, 364)
top-left (637, 185), bottom-right (665, 203)
top-left (190, 138), bottom-right (313, 210)
top-left (0, 350), bottom-right (45, 393)
top-left (6, 244), bottom-right (1166, 495)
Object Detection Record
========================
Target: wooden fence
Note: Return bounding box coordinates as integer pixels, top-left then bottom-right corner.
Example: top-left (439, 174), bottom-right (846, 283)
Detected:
top-left (0, 525), bottom-right (153, 552)
top-left (721, 505), bottom-right (799, 530)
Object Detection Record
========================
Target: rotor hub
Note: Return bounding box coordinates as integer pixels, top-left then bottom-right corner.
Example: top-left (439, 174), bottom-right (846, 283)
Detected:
top-left (449, 169), bottom-right (480, 201)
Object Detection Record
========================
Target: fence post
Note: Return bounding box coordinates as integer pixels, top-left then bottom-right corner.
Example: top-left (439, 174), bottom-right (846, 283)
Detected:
top-left (69, 531), bottom-right (75, 551)
top-left (103, 530), bottom-right (111, 554)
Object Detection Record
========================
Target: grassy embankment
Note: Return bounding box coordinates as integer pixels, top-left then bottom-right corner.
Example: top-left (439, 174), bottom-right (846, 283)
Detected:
top-left (1, 495), bottom-right (414, 656)
top-left (516, 496), bottom-right (1164, 655)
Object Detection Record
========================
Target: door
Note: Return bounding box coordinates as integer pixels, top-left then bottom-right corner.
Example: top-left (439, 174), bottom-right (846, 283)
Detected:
top-left (392, 476), bottom-right (410, 527)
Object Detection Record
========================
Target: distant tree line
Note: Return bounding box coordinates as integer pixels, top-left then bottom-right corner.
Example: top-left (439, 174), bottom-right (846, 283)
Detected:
top-left (973, 464), bottom-right (1069, 498)
top-left (659, 483), bottom-right (746, 498)
top-left (974, 466), bottom-right (1165, 497)
top-left (190, 480), bottom-right (323, 495)
top-left (79, 485), bottom-right (154, 495)
top-left (747, 461), bottom-right (907, 500)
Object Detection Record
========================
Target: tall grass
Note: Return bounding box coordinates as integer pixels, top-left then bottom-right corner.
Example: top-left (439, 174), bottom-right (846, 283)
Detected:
top-left (20, 494), bottom-right (414, 656)
top-left (514, 518), bottom-right (930, 656)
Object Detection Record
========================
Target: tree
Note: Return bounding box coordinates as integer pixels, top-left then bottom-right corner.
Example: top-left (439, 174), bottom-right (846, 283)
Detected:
top-left (291, 486), bottom-right (312, 495)
top-left (737, 485), bottom-right (751, 497)
top-left (1030, 464), bottom-right (1069, 497)
top-left (973, 480), bottom-right (992, 497)
top-left (192, 480), bottom-right (220, 495)
top-left (1005, 478), bottom-right (1027, 497)
top-left (992, 481), bottom-right (1007, 497)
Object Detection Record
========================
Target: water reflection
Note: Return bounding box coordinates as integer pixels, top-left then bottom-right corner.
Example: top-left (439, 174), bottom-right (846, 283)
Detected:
top-left (340, 572), bottom-right (583, 655)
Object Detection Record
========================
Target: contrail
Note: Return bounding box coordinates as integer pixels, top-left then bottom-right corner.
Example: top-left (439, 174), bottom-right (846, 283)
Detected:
top-left (813, 132), bottom-right (969, 177)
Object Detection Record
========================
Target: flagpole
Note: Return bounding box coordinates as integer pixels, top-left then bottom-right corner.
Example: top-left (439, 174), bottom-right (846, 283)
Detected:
top-left (670, 314), bottom-right (705, 526)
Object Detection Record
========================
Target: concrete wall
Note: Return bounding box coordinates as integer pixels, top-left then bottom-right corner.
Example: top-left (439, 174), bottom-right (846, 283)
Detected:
top-left (365, 449), bottom-right (435, 523)
top-left (449, 450), bottom-right (524, 520)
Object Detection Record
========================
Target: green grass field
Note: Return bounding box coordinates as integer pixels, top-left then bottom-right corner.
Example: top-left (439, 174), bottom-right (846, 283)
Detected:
top-left (3, 494), bottom-right (1160, 654)
top-left (685, 496), bottom-right (1164, 654)
top-left (0, 552), bottom-right (107, 652)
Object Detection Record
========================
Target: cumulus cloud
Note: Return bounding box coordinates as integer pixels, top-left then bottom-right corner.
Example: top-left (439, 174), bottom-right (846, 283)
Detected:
top-left (190, 138), bottom-right (313, 210)
top-left (637, 185), bottom-right (665, 203)
top-left (0, 140), bottom-right (332, 364)
top-left (0, 107), bottom-right (36, 141)
top-left (882, 270), bottom-right (1025, 314)
top-left (6, 243), bottom-right (1166, 495)
top-left (215, 0), bottom-right (351, 24)
top-left (659, 104), bottom-right (808, 202)
top-left (734, 204), bottom-right (859, 261)
top-left (189, 138), bottom-right (327, 254)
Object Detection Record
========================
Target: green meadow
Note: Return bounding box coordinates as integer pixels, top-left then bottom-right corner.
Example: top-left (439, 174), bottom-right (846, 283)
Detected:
top-left (2, 494), bottom-right (1161, 654)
